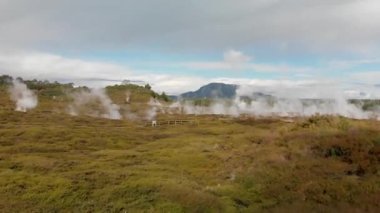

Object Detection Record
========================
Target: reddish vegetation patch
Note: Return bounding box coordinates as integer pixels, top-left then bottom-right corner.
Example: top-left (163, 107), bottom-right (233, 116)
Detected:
top-left (310, 128), bottom-right (380, 176)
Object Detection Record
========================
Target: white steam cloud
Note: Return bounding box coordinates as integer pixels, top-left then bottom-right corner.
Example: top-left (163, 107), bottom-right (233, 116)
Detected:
top-left (145, 98), bottom-right (163, 121)
top-left (162, 83), bottom-right (380, 120)
top-left (8, 79), bottom-right (38, 112)
top-left (230, 84), bottom-right (378, 119)
top-left (68, 89), bottom-right (121, 120)
top-left (5, 76), bottom-right (379, 121)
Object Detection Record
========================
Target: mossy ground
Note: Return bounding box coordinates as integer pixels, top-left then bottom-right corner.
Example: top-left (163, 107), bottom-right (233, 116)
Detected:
top-left (0, 110), bottom-right (379, 212)
top-left (0, 84), bottom-right (379, 212)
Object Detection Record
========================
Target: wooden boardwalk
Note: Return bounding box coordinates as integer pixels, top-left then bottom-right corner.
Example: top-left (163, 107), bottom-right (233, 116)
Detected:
top-left (146, 120), bottom-right (199, 127)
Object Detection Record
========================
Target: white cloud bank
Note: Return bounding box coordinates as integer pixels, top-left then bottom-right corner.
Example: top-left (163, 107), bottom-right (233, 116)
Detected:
top-left (0, 51), bottom-right (209, 94)
top-left (1, 0), bottom-right (380, 54)
top-left (0, 51), bottom-right (379, 98)
top-left (174, 50), bottom-right (314, 73)
top-left (0, 51), bottom-right (131, 85)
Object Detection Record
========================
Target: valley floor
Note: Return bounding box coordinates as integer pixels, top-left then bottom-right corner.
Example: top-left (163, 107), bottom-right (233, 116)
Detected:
top-left (0, 111), bottom-right (379, 212)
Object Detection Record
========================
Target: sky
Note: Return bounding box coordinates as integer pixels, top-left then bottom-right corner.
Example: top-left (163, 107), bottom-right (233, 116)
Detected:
top-left (1, 0), bottom-right (380, 96)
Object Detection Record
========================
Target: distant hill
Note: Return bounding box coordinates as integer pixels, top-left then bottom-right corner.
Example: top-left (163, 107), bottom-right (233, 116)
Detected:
top-left (180, 83), bottom-right (238, 99)
top-left (179, 83), bottom-right (276, 99)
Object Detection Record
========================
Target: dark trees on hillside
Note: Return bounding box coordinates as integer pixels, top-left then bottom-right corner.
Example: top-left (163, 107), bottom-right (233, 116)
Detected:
top-left (144, 84), bottom-right (152, 90)
top-left (0, 75), bottom-right (13, 85)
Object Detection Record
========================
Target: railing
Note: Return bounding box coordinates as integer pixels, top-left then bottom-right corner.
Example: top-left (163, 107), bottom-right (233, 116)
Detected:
top-left (146, 120), bottom-right (199, 127)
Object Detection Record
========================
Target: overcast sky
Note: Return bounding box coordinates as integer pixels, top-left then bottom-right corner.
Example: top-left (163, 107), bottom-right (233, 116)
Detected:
top-left (1, 0), bottom-right (380, 96)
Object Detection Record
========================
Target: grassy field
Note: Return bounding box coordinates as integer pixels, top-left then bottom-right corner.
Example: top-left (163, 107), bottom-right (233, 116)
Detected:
top-left (0, 82), bottom-right (380, 212)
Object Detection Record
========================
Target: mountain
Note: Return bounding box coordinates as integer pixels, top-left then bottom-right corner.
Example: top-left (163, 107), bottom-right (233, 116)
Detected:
top-left (180, 83), bottom-right (238, 99)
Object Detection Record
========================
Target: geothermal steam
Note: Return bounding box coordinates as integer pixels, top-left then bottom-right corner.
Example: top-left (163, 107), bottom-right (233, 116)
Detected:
top-left (68, 89), bottom-right (121, 119)
top-left (164, 84), bottom-right (380, 120)
top-left (64, 82), bottom-right (380, 121)
top-left (231, 84), bottom-right (379, 119)
top-left (145, 98), bottom-right (163, 120)
top-left (8, 79), bottom-right (38, 112)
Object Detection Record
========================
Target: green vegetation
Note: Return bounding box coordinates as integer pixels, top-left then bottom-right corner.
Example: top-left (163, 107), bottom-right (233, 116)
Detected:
top-left (350, 99), bottom-right (380, 111)
top-left (0, 77), bottom-right (379, 212)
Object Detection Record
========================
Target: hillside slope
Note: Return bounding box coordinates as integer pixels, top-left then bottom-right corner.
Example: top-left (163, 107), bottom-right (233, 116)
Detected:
top-left (180, 83), bottom-right (238, 99)
top-left (0, 76), bottom-right (380, 212)
top-left (0, 75), bottom-right (169, 118)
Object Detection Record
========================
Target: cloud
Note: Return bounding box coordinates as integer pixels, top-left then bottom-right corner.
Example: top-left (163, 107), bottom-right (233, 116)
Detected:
top-left (0, 51), bottom-right (208, 94)
top-left (223, 49), bottom-right (251, 67)
top-left (175, 50), bottom-right (313, 72)
top-left (349, 71), bottom-right (380, 85)
top-left (0, 51), bottom-right (132, 85)
top-left (0, 50), bottom-right (314, 94)
top-left (182, 62), bottom-right (313, 73)
top-left (328, 59), bottom-right (380, 69)
top-left (1, 0), bottom-right (380, 54)
top-left (0, 51), bottom-right (379, 97)
top-left (136, 74), bottom-right (209, 94)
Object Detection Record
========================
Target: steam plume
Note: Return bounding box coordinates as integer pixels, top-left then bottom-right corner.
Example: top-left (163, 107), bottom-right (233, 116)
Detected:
top-left (166, 84), bottom-right (380, 120)
top-left (68, 88), bottom-right (121, 119)
top-left (8, 79), bottom-right (38, 112)
top-left (145, 98), bottom-right (162, 120)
